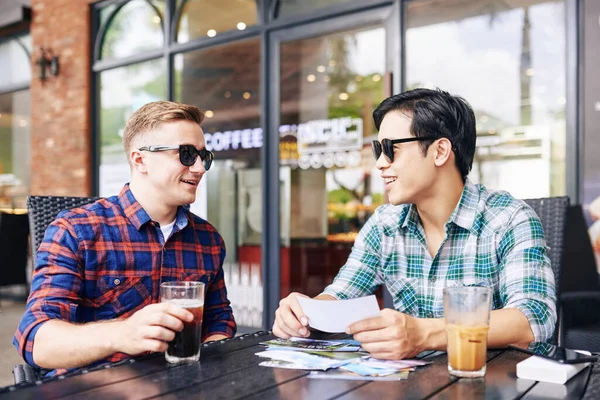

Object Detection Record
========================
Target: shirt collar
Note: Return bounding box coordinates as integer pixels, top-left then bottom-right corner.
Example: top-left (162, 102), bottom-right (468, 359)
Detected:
top-left (117, 184), bottom-right (152, 230)
top-left (117, 184), bottom-right (191, 231)
top-left (446, 179), bottom-right (479, 232)
top-left (399, 179), bottom-right (479, 233)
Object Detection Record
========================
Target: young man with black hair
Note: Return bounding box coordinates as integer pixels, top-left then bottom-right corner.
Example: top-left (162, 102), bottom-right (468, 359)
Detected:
top-left (273, 88), bottom-right (556, 360)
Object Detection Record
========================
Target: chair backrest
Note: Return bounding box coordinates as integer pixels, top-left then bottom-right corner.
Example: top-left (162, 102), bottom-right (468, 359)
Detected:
top-left (561, 204), bottom-right (600, 293)
top-left (26, 196), bottom-right (100, 264)
top-left (0, 212), bottom-right (29, 287)
top-left (523, 196), bottom-right (569, 344)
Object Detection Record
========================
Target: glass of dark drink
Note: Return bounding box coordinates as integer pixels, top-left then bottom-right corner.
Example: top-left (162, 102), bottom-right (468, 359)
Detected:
top-left (160, 281), bottom-right (205, 364)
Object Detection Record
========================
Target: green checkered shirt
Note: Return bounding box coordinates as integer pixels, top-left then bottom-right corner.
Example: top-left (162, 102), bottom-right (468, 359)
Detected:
top-left (323, 180), bottom-right (557, 342)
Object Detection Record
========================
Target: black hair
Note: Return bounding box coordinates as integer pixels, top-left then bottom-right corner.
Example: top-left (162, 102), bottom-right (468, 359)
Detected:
top-left (372, 88), bottom-right (476, 182)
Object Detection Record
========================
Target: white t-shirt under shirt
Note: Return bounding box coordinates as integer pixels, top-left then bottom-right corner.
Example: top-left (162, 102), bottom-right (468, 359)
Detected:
top-left (160, 220), bottom-right (176, 242)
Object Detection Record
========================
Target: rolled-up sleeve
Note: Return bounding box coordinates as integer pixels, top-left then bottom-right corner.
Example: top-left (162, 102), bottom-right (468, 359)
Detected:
top-left (202, 237), bottom-right (237, 340)
top-left (13, 216), bottom-right (83, 367)
top-left (498, 206), bottom-right (557, 342)
top-left (322, 212), bottom-right (384, 300)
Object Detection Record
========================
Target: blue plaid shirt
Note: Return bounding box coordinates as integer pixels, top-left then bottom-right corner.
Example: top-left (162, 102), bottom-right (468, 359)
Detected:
top-left (323, 180), bottom-right (557, 342)
top-left (15, 184), bottom-right (236, 375)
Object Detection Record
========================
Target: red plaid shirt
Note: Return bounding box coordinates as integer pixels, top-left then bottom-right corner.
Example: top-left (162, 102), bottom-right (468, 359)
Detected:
top-left (14, 184), bottom-right (236, 375)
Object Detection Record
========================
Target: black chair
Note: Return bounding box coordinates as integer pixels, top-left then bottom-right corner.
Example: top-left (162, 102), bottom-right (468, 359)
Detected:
top-left (523, 196), bottom-right (570, 345)
top-left (13, 195), bottom-right (99, 385)
top-left (0, 211), bottom-right (29, 290)
top-left (560, 205), bottom-right (600, 352)
top-left (26, 196), bottom-right (101, 267)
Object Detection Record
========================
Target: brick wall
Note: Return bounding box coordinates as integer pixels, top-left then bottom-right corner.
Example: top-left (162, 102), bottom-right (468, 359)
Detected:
top-left (29, 0), bottom-right (96, 196)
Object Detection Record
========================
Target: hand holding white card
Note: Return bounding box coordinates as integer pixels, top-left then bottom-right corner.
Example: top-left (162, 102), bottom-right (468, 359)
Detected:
top-left (297, 295), bottom-right (381, 333)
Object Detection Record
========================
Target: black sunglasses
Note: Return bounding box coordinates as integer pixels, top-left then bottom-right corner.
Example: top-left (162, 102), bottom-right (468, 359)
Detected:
top-left (372, 136), bottom-right (438, 162)
top-left (138, 144), bottom-right (214, 170)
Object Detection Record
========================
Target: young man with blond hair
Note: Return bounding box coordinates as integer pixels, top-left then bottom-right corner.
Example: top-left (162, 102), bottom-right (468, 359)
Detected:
top-left (273, 88), bottom-right (556, 360)
top-left (15, 101), bottom-right (236, 375)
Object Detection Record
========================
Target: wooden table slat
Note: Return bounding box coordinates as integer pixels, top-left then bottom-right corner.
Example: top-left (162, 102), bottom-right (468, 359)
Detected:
top-left (241, 377), bottom-right (368, 400)
top-left (58, 345), bottom-right (276, 400)
top-left (430, 350), bottom-right (533, 400)
top-left (0, 331), bottom-right (271, 400)
top-left (521, 364), bottom-right (592, 400)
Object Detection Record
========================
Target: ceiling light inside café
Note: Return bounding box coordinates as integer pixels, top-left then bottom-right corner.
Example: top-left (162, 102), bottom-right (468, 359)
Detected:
top-left (317, 65), bottom-right (326, 73)
top-left (207, 29), bottom-right (217, 37)
top-left (205, 110), bottom-right (214, 118)
top-left (307, 74), bottom-right (316, 82)
top-left (237, 22), bottom-right (247, 30)
top-left (152, 16), bottom-right (161, 24)
top-left (243, 92), bottom-right (251, 99)
top-left (372, 74), bottom-right (381, 82)
top-left (339, 93), bottom-right (349, 101)
top-left (526, 68), bottom-right (534, 76)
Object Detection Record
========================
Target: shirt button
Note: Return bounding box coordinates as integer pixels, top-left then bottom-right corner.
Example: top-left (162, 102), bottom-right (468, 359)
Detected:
top-left (427, 312), bottom-right (434, 318)
top-left (114, 279), bottom-right (121, 285)
top-left (430, 276), bottom-right (437, 282)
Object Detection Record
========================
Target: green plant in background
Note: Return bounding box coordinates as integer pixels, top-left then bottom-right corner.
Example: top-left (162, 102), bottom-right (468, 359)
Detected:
top-left (328, 188), bottom-right (354, 204)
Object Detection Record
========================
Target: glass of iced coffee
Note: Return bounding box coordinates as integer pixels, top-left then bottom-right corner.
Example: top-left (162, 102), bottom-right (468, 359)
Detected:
top-left (443, 286), bottom-right (492, 378)
top-left (160, 281), bottom-right (205, 364)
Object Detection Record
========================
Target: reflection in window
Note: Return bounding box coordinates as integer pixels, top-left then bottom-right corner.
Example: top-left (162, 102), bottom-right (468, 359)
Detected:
top-left (272, 0), bottom-right (355, 20)
top-left (0, 90), bottom-right (31, 209)
top-left (406, 0), bottom-right (566, 198)
top-left (279, 27), bottom-right (386, 298)
top-left (100, 0), bottom-right (165, 60)
top-left (174, 39), bottom-right (262, 328)
top-left (99, 59), bottom-right (165, 196)
top-left (0, 35), bottom-right (32, 87)
top-left (176, 0), bottom-right (258, 44)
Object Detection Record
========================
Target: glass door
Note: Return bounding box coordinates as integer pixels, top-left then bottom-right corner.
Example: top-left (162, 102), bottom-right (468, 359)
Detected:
top-left (270, 6), bottom-right (396, 307)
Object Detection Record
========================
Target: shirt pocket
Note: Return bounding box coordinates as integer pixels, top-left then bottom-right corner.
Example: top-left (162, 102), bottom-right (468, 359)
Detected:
top-left (387, 276), bottom-right (420, 316)
top-left (177, 272), bottom-right (215, 286)
top-left (90, 275), bottom-right (151, 319)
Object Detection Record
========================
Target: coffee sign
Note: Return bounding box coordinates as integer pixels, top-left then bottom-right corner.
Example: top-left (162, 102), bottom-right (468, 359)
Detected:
top-left (296, 117), bottom-right (363, 155)
top-left (205, 117), bottom-right (364, 170)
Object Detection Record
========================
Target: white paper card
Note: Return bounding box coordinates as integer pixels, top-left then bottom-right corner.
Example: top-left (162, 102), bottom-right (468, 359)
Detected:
top-left (297, 295), bottom-right (381, 333)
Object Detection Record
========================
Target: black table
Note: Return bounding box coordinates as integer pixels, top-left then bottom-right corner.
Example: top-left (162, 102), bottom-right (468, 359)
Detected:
top-left (1, 331), bottom-right (598, 399)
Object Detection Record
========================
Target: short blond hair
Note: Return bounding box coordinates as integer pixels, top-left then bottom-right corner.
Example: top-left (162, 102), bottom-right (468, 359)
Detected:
top-left (122, 100), bottom-right (204, 155)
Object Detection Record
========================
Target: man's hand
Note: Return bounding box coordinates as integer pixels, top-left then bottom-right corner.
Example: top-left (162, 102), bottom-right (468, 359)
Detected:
top-left (272, 292), bottom-right (310, 339)
top-left (204, 334), bottom-right (228, 342)
top-left (115, 303), bottom-right (193, 355)
top-left (346, 308), bottom-right (426, 360)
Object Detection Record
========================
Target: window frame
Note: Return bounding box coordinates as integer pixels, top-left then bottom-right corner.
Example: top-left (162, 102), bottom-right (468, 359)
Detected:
top-left (0, 32), bottom-right (31, 94)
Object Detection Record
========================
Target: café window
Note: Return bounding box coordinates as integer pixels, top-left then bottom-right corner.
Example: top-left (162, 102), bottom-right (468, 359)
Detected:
top-left (272, 0), bottom-right (358, 20)
top-left (99, 0), bottom-right (165, 60)
top-left (174, 38), bottom-right (263, 328)
top-left (98, 59), bottom-right (166, 196)
top-left (405, 0), bottom-right (566, 198)
top-left (278, 26), bottom-right (386, 299)
top-left (175, 0), bottom-right (258, 44)
top-left (0, 34), bottom-right (31, 209)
